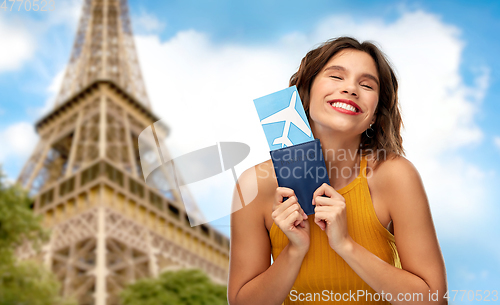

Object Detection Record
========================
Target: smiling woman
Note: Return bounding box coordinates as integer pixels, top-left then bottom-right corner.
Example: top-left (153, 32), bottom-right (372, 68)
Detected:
top-left (289, 37), bottom-right (404, 169)
top-left (227, 36), bottom-right (447, 305)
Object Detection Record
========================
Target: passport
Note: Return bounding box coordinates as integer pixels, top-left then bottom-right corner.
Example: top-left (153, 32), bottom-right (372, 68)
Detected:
top-left (270, 138), bottom-right (330, 215)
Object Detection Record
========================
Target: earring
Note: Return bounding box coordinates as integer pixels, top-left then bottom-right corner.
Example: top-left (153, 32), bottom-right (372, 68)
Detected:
top-left (365, 123), bottom-right (375, 138)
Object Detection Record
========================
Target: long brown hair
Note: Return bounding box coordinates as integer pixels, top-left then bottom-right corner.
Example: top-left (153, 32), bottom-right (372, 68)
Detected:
top-left (290, 36), bottom-right (405, 167)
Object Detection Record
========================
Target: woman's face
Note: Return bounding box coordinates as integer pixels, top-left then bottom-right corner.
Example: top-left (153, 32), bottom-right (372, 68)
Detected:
top-left (308, 49), bottom-right (379, 138)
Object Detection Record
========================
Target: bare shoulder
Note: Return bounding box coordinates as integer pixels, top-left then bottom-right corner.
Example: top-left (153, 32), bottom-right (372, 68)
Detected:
top-left (366, 153), bottom-right (428, 220)
top-left (232, 159), bottom-right (277, 230)
top-left (368, 153), bottom-right (423, 193)
top-left (235, 159), bottom-right (277, 209)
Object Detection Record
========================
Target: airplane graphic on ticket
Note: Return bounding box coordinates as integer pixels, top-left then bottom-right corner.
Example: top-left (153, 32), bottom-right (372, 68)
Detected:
top-left (253, 86), bottom-right (314, 150)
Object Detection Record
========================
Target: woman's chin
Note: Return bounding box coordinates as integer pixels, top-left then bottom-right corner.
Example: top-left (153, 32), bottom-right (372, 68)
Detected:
top-left (315, 123), bottom-right (358, 135)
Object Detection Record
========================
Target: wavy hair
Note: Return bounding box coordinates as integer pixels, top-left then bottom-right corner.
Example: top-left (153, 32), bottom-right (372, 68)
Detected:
top-left (289, 36), bottom-right (405, 167)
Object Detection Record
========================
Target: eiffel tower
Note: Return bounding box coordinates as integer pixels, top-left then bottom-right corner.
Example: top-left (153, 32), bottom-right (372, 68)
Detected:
top-left (16, 0), bottom-right (230, 304)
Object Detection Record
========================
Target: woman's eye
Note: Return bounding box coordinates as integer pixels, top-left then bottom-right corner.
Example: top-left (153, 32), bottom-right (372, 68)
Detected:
top-left (362, 84), bottom-right (373, 89)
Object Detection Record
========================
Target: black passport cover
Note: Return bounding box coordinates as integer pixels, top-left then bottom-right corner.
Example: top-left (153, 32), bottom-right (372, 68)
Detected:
top-left (270, 139), bottom-right (330, 215)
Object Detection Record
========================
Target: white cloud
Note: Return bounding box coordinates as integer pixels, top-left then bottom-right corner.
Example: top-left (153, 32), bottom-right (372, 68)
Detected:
top-left (0, 122), bottom-right (38, 164)
top-left (457, 266), bottom-right (490, 282)
top-left (38, 68), bottom-right (66, 115)
top-left (0, 0), bottom-right (80, 73)
top-left (0, 17), bottom-right (35, 72)
top-left (133, 9), bottom-right (166, 33)
top-left (494, 137), bottom-right (500, 151)
top-left (135, 30), bottom-right (299, 164)
top-left (45, 0), bottom-right (82, 28)
top-left (135, 31), bottom-right (297, 227)
top-left (134, 10), bottom-right (490, 238)
top-left (0, 0), bottom-right (81, 118)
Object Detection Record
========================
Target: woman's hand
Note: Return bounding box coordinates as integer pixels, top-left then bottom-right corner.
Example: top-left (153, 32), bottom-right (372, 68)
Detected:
top-left (312, 183), bottom-right (353, 254)
top-left (272, 187), bottom-right (310, 256)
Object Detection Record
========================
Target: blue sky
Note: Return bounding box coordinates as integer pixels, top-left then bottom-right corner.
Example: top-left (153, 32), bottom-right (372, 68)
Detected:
top-left (1, 0), bottom-right (500, 302)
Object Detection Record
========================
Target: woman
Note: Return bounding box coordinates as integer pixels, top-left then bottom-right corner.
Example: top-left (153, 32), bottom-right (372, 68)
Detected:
top-left (227, 36), bottom-right (447, 305)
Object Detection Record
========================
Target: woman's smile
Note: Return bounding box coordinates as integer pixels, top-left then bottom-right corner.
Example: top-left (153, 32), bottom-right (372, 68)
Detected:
top-left (328, 99), bottom-right (363, 115)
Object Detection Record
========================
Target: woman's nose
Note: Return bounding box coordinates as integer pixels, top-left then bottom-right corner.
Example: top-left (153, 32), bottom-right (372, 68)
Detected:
top-left (342, 85), bottom-right (358, 97)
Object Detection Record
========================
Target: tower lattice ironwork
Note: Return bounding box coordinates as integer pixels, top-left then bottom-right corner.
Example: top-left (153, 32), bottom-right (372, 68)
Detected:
top-left (17, 0), bottom-right (229, 304)
top-left (55, 0), bottom-right (149, 108)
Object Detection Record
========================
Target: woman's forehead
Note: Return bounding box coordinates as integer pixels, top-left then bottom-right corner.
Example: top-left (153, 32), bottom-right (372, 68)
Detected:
top-left (324, 49), bottom-right (378, 74)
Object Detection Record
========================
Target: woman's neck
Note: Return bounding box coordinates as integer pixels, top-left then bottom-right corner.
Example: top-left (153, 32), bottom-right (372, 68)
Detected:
top-left (312, 126), bottom-right (362, 188)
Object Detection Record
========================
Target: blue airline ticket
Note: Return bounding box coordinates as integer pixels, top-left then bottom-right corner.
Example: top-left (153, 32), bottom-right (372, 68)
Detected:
top-left (253, 86), bottom-right (314, 151)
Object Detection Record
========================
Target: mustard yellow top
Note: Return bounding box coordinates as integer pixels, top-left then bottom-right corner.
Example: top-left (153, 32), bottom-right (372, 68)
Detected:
top-left (270, 155), bottom-right (401, 304)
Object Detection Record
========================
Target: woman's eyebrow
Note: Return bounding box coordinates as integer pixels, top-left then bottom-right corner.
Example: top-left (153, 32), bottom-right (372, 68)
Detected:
top-left (324, 65), bottom-right (379, 86)
top-left (324, 65), bottom-right (346, 73)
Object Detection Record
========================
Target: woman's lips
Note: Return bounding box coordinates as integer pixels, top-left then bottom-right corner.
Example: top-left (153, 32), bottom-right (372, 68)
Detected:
top-left (328, 101), bottom-right (363, 115)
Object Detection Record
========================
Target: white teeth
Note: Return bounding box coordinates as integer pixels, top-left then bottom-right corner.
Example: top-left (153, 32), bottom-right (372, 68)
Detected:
top-left (330, 102), bottom-right (357, 113)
